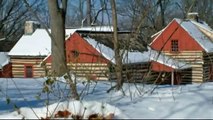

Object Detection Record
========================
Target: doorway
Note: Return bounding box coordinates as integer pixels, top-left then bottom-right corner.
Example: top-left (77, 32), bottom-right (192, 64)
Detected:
top-left (25, 65), bottom-right (33, 78)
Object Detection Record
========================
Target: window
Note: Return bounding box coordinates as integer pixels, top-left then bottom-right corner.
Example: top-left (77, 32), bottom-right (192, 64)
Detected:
top-left (171, 40), bottom-right (178, 52)
top-left (25, 65), bottom-right (33, 78)
top-left (71, 50), bottom-right (79, 58)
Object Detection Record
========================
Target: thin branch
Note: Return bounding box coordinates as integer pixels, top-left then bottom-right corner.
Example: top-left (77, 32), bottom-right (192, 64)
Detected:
top-left (91, 4), bottom-right (106, 25)
top-left (22, 0), bottom-right (53, 43)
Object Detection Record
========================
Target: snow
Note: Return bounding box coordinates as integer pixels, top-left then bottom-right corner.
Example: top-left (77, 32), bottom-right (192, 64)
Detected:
top-left (191, 20), bottom-right (213, 32)
top-left (178, 19), bottom-right (213, 53)
top-left (187, 12), bottom-right (198, 16)
top-left (0, 100), bottom-right (124, 119)
top-left (150, 28), bottom-right (165, 38)
top-left (122, 48), bottom-right (190, 69)
top-left (9, 26), bottom-right (113, 57)
top-left (76, 26), bottom-right (113, 32)
top-left (8, 29), bottom-right (75, 56)
top-left (150, 18), bottom-right (213, 53)
top-left (84, 37), bottom-right (115, 63)
top-left (0, 78), bottom-right (213, 119)
top-left (84, 37), bottom-right (190, 70)
top-left (25, 21), bottom-right (40, 25)
top-left (0, 52), bottom-right (9, 69)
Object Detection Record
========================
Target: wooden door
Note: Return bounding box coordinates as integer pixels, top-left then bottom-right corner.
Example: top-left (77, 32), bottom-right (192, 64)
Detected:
top-left (25, 65), bottom-right (33, 78)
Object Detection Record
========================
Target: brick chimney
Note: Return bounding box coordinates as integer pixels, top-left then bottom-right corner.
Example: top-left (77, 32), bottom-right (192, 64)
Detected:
top-left (24, 21), bottom-right (40, 35)
top-left (187, 12), bottom-right (199, 22)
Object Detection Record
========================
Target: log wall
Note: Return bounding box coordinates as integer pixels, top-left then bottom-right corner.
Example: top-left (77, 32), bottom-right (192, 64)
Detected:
top-left (11, 58), bottom-right (46, 78)
top-left (11, 57), bottom-right (110, 80)
top-left (44, 62), bottom-right (109, 80)
top-left (163, 51), bottom-right (204, 83)
top-left (67, 63), bottom-right (109, 80)
top-left (203, 52), bottom-right (213, 82)
top-left (179, 68), bottom-right (193, 84)
top-left (109, 62), bottom-right (159, 83)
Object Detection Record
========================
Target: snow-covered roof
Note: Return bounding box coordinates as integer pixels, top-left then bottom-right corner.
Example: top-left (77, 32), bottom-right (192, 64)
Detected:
top-left (9, 26), bottom-right (113, 57)
top-left (76, 26), bottom-right (113, 32)
top-left (9, 29), bottom-right (77, 56)
top-left (84, 37), bottom-right (190, 70)
top-left (84, 37), bottom-right (115, 63)
top-left (9, 29), bottom-right (50, 56)
top-left (0, 52), bottom-right (9, 69)
top-left (150, 18), bottom-right (213, 53)
top-left (187, 12), bottom-right (198, 16)
top-left (191, 20), bottom-right (213, 32)
top-left (176, 19), bottom-right (213, 52)
top-left (25, 21), bottom-right (40, 25)
top-left (122, 47), bottom-right (190, 70)
top-left (150, 28), bottom-right (165, 38)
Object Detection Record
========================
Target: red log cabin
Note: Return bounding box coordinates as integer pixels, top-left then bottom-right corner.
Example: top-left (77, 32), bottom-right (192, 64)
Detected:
top-left (150, 13), bottom-right (213, 83)
top-left (8, 23), bottom-right (116, 80)
top-left (43, 32), bottom-right (112, 80)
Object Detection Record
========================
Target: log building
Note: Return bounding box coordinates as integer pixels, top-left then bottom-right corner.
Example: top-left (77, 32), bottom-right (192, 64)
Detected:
top-left (150, 13), bottom-right (213, 83)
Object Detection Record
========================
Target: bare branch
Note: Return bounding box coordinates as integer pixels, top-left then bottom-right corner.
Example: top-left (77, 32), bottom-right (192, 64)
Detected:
top-left (22, 0), bottom-right (52, 40)
top-left (91, 5), bottom-right (106, 25)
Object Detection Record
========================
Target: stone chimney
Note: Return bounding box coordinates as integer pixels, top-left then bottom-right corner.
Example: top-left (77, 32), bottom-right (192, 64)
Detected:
top-left (24, 21), bottom-right (40, 35)
top-left (187, 12), bottom-right (199, 22)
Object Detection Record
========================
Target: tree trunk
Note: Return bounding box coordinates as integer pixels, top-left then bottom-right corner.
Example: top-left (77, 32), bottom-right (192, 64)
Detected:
top-left (158, 0), bottom-right (165, 27)
top-left (48, 0), bottom-right (79, 100)
top-left (79, 0), bottom-right (84, 24)
top-left (48, 0), bottom-right (67, 76)
top-left (110, 0), bottom-right (123, 90)
top-left (86, 0), bottom-right (91, 26)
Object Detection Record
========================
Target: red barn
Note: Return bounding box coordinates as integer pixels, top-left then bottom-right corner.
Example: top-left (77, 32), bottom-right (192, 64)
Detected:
top-left (150, 13), bottom-right (213, 83)
top-left (66, 32), bottom-right (110, 63)
top-left (44, 32), bottom-right (113, 80)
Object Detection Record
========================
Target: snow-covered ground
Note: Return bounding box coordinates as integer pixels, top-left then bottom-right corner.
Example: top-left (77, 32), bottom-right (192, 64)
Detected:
top-left (0, 78), bottom-right (213, 119)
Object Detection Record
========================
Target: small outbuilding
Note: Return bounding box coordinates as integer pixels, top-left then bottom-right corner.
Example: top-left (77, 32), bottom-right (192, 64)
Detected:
top-left (116, 47), bottom-right (192, 84)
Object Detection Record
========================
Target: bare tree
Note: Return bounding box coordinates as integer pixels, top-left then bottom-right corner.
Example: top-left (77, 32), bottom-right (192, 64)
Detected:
top-left (66, 0), bottom-right (108, 27)
top-left (110, 0), bottom-right (123, 90)
top-left (0, 0), bottom-right (39, 41)
top-left (157, 0), bottom-right (171, 28)
top-left (22, 0), bottom-right (80, 100)
top-left (65, 0), bottom-right (85, 27)
top-left (157, 0), bottom-right (165, 27)
top-left (0, 0), bottom-right (46, 51)
top-left (91, 0), bottom-right (108, 25)
top-left (48, 0), bottom-right (80, 100)
top-left (181, 0), bottom-right (213, 27)
top-left (86, 0), bottom-right (92, 26)
top-left (48, 0), bottom-right (68, 76)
